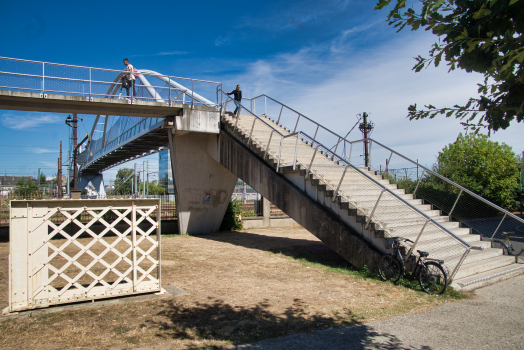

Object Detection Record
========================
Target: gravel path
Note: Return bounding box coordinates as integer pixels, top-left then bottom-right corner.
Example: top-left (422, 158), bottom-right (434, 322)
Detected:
top-left (229, 274), bottom-right (524, 350)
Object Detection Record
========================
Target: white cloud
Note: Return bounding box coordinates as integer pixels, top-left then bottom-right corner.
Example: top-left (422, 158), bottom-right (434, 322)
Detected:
top-left (34, 148), bottom-right (56, 154)
top-left (1, 114), bottom-right (62, 130)
top-left (224, 29), bottom-right (524, 168)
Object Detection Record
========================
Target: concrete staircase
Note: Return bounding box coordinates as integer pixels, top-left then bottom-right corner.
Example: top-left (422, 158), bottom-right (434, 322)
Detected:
top-left (221, 111), bottom-right (524, 290)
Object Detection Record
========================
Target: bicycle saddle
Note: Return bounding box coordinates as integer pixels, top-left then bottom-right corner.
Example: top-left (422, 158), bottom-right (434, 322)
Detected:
top-left (417, 250), bottom-right (429, 257)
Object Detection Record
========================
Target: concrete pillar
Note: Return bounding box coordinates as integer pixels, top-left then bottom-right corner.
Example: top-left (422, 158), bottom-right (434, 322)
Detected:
top-left (262, 196), bottom-right (270, 227)
top-left (168, 131), bottom-right (237, 234)
top-left (77, 173), bottom-right (105, 198)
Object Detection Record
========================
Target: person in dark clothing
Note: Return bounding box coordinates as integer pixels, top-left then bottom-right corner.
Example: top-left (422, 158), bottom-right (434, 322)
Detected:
top-left (227, 85), bottom-right (242, 115)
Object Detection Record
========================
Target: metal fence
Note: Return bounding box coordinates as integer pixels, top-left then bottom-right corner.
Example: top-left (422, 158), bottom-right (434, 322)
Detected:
top-left (4, 199), bottom-right (161, 313)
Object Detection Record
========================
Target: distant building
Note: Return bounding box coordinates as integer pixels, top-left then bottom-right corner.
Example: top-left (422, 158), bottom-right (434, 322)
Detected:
top-left (159, 150), bottom-right (174, 194)
top-left (0, 175), bottom-right (36, 196)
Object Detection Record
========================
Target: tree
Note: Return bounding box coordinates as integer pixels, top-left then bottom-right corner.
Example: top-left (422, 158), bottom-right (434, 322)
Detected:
top-left (375, 0), bottom-right (524, 133)
top-left (15, 177), bottom-right (39, 197)
top-left (113, 168), bottom-right (138, 195)
top-left (146, 180), bottom-right (166, 195)
top-left (434, 133), bottom-right (519, 209)
top-left (38, 173), bottom-right (46, 186)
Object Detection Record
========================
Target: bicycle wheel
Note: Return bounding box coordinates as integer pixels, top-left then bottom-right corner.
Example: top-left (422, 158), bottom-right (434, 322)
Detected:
top-left (378, 255), bottom-right (401, 283)
top-left (419, 261), bottom-right (448, 295)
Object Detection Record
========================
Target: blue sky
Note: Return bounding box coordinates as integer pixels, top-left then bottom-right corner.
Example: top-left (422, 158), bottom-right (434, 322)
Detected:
top-left (1, 0), bottom-right (523, 182)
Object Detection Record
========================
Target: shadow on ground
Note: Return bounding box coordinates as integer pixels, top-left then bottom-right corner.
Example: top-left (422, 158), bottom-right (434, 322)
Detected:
top-left (146, 297), bottom-right (431, 350)
top-left (195, 230), bottom-right (353, 270)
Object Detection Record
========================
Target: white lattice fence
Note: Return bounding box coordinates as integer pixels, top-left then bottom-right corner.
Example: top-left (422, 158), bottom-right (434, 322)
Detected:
top-left (4, 199), bottom-right (161, 313)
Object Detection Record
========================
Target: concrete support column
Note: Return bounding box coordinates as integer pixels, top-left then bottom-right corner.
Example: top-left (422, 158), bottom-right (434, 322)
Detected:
top-left (262, 197), bottom-right (270, 227)
top-left (168, 130), bottom-right (237, 234)
top-left (77, 173), bottom-right (105, 198)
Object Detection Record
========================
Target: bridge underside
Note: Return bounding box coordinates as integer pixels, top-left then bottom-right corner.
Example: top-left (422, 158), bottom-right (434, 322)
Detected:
top-left (81, 126), bottom-right (169, 174)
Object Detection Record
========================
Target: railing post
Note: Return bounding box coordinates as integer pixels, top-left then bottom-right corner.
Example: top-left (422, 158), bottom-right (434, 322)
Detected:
top-left (412, 169), bottom-right (425, 196)
top-left (368, 140), bottom-right (373, 169)
top-left (449, 249), bottom-right (470, 281)
top-left (276, 136), bottom-right (284, 173)
top-left (264, 130), bottom-right (275, 160)
top-left (293, 134), bottom-right (299, 170)
top-left (333, 137), bottom-right (341, 154)
top-left (491, 213), bottom-right (507, 240)
top-left (41, 62), bottom-right (45, 94)
top-left (248, 118), bottom-right (257, 145)
top-left (264, 96), bottom-right (267, 116)
top-left (333, 165), bottom-right (350, 202)
top-left (191, 79), bottom-right (194, 109)
top-left (277, 105), bottom-right (283, 124)
top-left (89, 68), bottom-right (92, 100)
top-left (366, 188), bottom-right (386, 230)
top-left (405, 219), bottom-right (430, 260)
top-left (307, 145), bottom-right (320, 177)
top-left (293, 114), bottom-right (300, 133)
top-left (169, 77), bottom-right (171, 106)
top-left (448, 189), bottom-right (463, 221)
top-left (313, 125), bottom-right (319, 140)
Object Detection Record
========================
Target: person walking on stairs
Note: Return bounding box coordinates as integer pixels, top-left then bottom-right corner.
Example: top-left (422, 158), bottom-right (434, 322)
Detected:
top-left (228, 84), bottom-right (242, 116)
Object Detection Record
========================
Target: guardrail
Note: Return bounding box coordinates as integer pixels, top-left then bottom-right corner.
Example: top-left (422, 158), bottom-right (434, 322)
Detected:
top-left (0, 56), bottom-right (221, 107)
top-left (232, 93), bottom-right (524, 247)
top-left (221, 92), bottom-right (484, 280)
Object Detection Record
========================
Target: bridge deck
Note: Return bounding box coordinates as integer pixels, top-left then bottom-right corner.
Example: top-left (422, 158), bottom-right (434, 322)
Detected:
top-left (0, 90), bottom-right (215, 118)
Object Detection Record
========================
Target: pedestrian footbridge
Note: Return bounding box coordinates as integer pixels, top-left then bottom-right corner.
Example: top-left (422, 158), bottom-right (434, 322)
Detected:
top-left (1, 56), bottom-right (523, 290)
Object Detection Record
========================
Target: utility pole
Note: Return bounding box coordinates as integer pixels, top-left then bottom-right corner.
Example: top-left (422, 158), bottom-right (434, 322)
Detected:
top-left (359, 112), bottom-right (374, 169)
top-left (58, 141), bottom-right (63, 198)
top-left (143, 161), bottom-right (146, 197)
top-left (518, 151), bottom-right (523, 216)
top-left (146, 160), bottom-right (149, 196)
top-left (65, 114), bottom-right (89, 199)
top-left (134, 163), bottom-right (137, 198)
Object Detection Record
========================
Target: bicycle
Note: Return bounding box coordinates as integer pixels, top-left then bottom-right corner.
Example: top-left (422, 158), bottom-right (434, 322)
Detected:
top-left (378, 237), bottom-right (448, 295)
top-left (491, 231), bottom-right (524, 263)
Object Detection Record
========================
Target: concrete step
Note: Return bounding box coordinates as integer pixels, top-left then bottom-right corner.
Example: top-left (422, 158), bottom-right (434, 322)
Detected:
top-left (451, 262), bottom-right (524, 291)
top-left (453, 255), bottom-right (517, 280)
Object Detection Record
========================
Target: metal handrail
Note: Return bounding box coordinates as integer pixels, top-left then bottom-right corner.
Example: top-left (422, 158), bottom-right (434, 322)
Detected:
top-left (244, 94), bottom-right (524, 228)
top-left (351, 138), bottom-right (524, 226)
top-left (0, 56), bottom-right (221, 85)
top-left (219, 91), bottom-right (483, 252)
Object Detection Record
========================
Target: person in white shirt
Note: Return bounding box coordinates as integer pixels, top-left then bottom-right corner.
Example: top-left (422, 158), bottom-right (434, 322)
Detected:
top-left (123, 58), bottom-right (136, 98)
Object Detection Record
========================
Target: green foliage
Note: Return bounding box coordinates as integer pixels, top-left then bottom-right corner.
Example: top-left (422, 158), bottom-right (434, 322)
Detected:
top-left (435, 133), bottom-right (519, 209)
top-left (14, 177), bottom-right (38, 196)
top-left (375, 0), bottom-right (524, 133)
top-left (144, 180), bottom-right (166, 195)
top-left (113, 168), bottom-right (137, 195)
top-left (220, 199), bottom-right (243, 231)
top-left (38, 173), bottom-right (46, 185)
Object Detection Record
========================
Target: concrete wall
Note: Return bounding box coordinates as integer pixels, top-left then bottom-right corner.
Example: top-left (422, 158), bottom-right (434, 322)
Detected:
top-left (242, 216), bottom-right (298, 229)
top-left (219, 130), bottom-right (382, 269)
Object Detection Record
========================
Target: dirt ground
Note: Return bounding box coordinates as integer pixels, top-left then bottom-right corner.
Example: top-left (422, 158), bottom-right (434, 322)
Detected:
top-left (0, 226), bottom-right (460, 349)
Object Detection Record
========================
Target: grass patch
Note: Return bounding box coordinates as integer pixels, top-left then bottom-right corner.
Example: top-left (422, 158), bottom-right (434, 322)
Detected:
top-left (283, 251), bottom-right (470, 300)
top-left (126, 336), bottom-right (140, 344)
top-left (114, 325), bottom-right (130, 335)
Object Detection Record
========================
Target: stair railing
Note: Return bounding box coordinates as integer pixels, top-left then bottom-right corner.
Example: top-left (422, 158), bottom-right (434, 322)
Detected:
top-left (220, 92), bottom-right (483, 281)
top-left (243, 94), bottom-right (524, 246)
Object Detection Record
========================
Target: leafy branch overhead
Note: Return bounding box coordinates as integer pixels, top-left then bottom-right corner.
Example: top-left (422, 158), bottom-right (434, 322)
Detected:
top-left (375, 0), bottom-right (524, 132)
